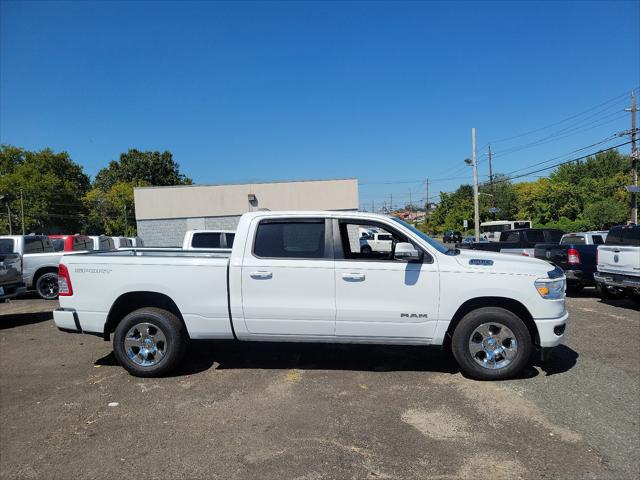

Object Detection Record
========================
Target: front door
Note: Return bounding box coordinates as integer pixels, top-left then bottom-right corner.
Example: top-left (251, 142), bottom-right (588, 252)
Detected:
top-left (241, 218), bottom-right (336, 336)
top-left (334, 219), bottom-right (439, 341)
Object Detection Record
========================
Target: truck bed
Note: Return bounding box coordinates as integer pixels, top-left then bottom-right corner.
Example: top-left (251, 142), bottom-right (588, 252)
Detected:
top-left (58, 249), bottom-right (234, 339)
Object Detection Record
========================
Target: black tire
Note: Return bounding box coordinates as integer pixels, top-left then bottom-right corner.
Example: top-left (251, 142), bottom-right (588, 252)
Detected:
top-left (597, 283), bottom-right (625, 300)
top-left (451, 307), bottom-right (533, 381)
top-left (113, 307), bottom-right (188, 377)
top-left (35, 271), bottom-right (59, 300)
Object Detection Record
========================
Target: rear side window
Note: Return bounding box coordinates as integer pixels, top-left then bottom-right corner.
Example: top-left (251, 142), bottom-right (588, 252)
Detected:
top-left (24, 237), bottom-right (44, 254)
top-left (526, 231), bottom-right (545, 243)
top-left (192, 233), bottom-right (222, 249)
top-left (225, 233), bottom-right (235, 247)
top-left (505, 232), bottom-right (519, 242)
top-left (606, 226), bottom-right (640, 247)
top-left (73, 236), bottom-right (94, 251)
top-left (547, 230), bottom-right (564, 242)
top-left (561, 235), bottom-right (585, 245)
top-left (592, 235), bottom-right (604, 245)
top-left (51, 238), bottom-right (65, 251)
top-left (254, 221), bottom-right (325, 259)
top-left (0, 239), bottom-right (15, 253)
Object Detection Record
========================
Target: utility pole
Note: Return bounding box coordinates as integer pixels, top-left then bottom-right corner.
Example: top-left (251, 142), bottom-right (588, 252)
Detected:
top-left (7, 205), bottom-right (11, 235)
top-left (425, 178), bottom-right (429, 211)
top-left (20, 190), bottom-right (25, 235)
top-left (471, 128), bottom-right (480, 241)
top-left (625, 91), bottom-right (638, 224)
top-left (390, 193), bottom-right (393, 213)
top-left (371, 200), bottom-right (375, 213)
top-left (124, 204), bottom-right (128, 236)
top-left (488, 144), bottom-right (494, 193)
top-left (409, 190), bottom-right (412, 212)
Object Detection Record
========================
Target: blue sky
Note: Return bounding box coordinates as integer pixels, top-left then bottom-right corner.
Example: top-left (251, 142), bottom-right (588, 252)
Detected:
top-left (1, 0), bottom-right (638, 210)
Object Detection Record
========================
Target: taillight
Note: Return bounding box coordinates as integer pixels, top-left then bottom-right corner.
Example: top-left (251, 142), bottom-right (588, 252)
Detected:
top-left (567, 248), bottom-right (580, 265)
top-left (58, 264), bottom-right (73, 296)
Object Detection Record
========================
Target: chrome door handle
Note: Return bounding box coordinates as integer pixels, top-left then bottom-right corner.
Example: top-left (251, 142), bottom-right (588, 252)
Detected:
top-left (250, 271), bottom-right (273, 279)
top-left (342, 272), bottom-right (365, 281)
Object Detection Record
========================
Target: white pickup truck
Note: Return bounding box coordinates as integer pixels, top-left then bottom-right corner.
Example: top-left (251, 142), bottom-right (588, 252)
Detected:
top-left (0, 235), bottom-right (81, 299)
top-left (594, 224), bottom-right (640, 299)
top-left (54, 211), bottom-right (568, 380)
top-left (182, 230), bottom-right (235, 250)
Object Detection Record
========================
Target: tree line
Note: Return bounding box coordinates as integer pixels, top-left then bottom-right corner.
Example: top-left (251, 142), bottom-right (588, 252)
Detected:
top-left (1, 144), bottom-right (632, 237)
top-left (424, 150), bottom-right (633, 234)
top-left (0, 145), bottom-right (191, 236)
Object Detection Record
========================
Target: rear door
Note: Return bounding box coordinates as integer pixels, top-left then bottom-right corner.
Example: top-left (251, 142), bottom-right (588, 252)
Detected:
top-left (241, 217), bottom-right (336, 336)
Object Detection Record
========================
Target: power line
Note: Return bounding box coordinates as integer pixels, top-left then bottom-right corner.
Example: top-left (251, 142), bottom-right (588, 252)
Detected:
top-left (489, 89), bottom-right (636, 144)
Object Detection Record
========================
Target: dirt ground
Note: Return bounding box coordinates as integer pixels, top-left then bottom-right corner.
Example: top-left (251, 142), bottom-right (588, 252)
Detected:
top-left (1, 291), bottom-right (638, 479)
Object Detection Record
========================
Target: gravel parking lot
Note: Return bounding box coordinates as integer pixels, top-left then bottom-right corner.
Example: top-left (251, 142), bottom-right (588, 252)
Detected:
top-left (1, 292), bottom-right (638, 480)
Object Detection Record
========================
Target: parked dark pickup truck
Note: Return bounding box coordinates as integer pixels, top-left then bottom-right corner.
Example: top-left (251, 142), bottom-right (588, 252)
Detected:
top-left (534, 232), bottom-right (607, 292)
top-left (457, 228), bottom-right (565, 257)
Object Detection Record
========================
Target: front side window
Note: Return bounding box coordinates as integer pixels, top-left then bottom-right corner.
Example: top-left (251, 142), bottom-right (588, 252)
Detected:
top-left (254, 221), bottom-right (325, 259)
top-left (592, 235), bottom-right (604, 245)
top-left (192, 233), bottom-right (222, 249)
top-left (340, 220), bottom-right (407, 261)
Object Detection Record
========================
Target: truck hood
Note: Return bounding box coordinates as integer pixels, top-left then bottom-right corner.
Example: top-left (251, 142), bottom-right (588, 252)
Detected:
top-left (453, 248), bottom-right (555, 277)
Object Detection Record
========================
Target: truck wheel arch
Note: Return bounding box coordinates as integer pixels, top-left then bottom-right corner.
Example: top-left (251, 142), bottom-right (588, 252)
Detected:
top-left (444, 297), bottom-right (538, 351)
top-left (104, 291), bottom-right (187, 342)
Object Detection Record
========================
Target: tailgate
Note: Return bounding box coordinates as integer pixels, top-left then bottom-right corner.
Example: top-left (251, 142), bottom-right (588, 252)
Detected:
top-left (0, 254), bottom-right (22, 284)
top-left (534, 244), bottom-right (568, 265)
top-left (597, 246), bottom-right (639, 276)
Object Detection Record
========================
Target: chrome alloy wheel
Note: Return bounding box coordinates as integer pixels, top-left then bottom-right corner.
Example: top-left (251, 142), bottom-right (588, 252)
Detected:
top-left (124, 322), bottom-right (167, 367)
top-left (468, 322), bottom-right (518, 370)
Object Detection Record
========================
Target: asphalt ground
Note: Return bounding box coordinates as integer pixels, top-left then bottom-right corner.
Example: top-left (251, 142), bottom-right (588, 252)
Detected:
top-left (0, 290), bottom-right (638, 479)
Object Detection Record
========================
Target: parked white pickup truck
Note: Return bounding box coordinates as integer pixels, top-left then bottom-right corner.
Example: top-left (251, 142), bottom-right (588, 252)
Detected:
top-left (182, 230), bottom-right (235, 250)
top-left (54, 211), bottom-right (568, 380)
top-left (0, 235), bottom-right (82, 299)
top-left (594, 224), bottom-right (640, 299)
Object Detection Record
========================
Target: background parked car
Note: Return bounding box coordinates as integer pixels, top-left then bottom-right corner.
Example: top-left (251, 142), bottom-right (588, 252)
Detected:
top-left (458, 228), bottom-right (564, 257)
top-left (594, 224), bottom-right (640, 300)
top-left (88, 235), bottom-right (116, 251)
top-left (0, 239), bottom-right (25, 301)
top-left (49, 235), bottom-right (95, 252)
top-left (0, 235), bottom-right (71, 299)
top-left (182, 230), bottom-right (235, 250)
top-left (112, 237), bottom-right (134, 249)
top-left (534, 231), bottom-right (608, 293)
top-left (127, 236), bottom-right (145, 247)
top-left (443, 231), bottom-right (462, 243)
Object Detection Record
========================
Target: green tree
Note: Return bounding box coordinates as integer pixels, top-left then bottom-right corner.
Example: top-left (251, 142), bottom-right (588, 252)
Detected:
top-left (94, 149), bottom-right (192, 190)
top-left (0, 145), bottom-right (90, 234)
top-left (83, 182), bottom-right (136, 236)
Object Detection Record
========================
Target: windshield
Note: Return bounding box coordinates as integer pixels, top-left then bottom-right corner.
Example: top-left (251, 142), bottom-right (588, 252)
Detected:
top-left (391, 218), bottom-right (450, 254)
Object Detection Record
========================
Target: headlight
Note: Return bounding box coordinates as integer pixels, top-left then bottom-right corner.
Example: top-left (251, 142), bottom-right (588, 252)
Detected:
top-left (535, 278), bottom-right (565, 299)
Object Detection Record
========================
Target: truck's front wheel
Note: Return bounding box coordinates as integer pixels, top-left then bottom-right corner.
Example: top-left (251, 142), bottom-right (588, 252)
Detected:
top-left (451, 307), bottom-right (532, 380)
top-left (113, 308), bottom-right (188, 377)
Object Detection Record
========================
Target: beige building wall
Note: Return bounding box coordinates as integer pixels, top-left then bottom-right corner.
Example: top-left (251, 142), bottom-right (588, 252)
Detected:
top-left (134, 178), bottom-right (359, 220)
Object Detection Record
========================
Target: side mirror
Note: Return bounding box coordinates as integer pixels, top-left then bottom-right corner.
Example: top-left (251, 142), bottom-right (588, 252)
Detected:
top-left (394, 242), bottom-right (422, 261)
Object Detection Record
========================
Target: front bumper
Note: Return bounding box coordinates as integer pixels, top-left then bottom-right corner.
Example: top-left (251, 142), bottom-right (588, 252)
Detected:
top-left (593, 272), bottom-right (640, 289)
top-left (534, 311), bottom-right (569, 348)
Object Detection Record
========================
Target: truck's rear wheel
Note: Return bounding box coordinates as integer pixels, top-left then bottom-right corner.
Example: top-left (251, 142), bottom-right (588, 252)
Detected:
top-left (35, 272), bottom-right (59, 300)
top-left (113, 308), bottom-right (188, 377)
top-left (451, 307), bottom-right (532, 380)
